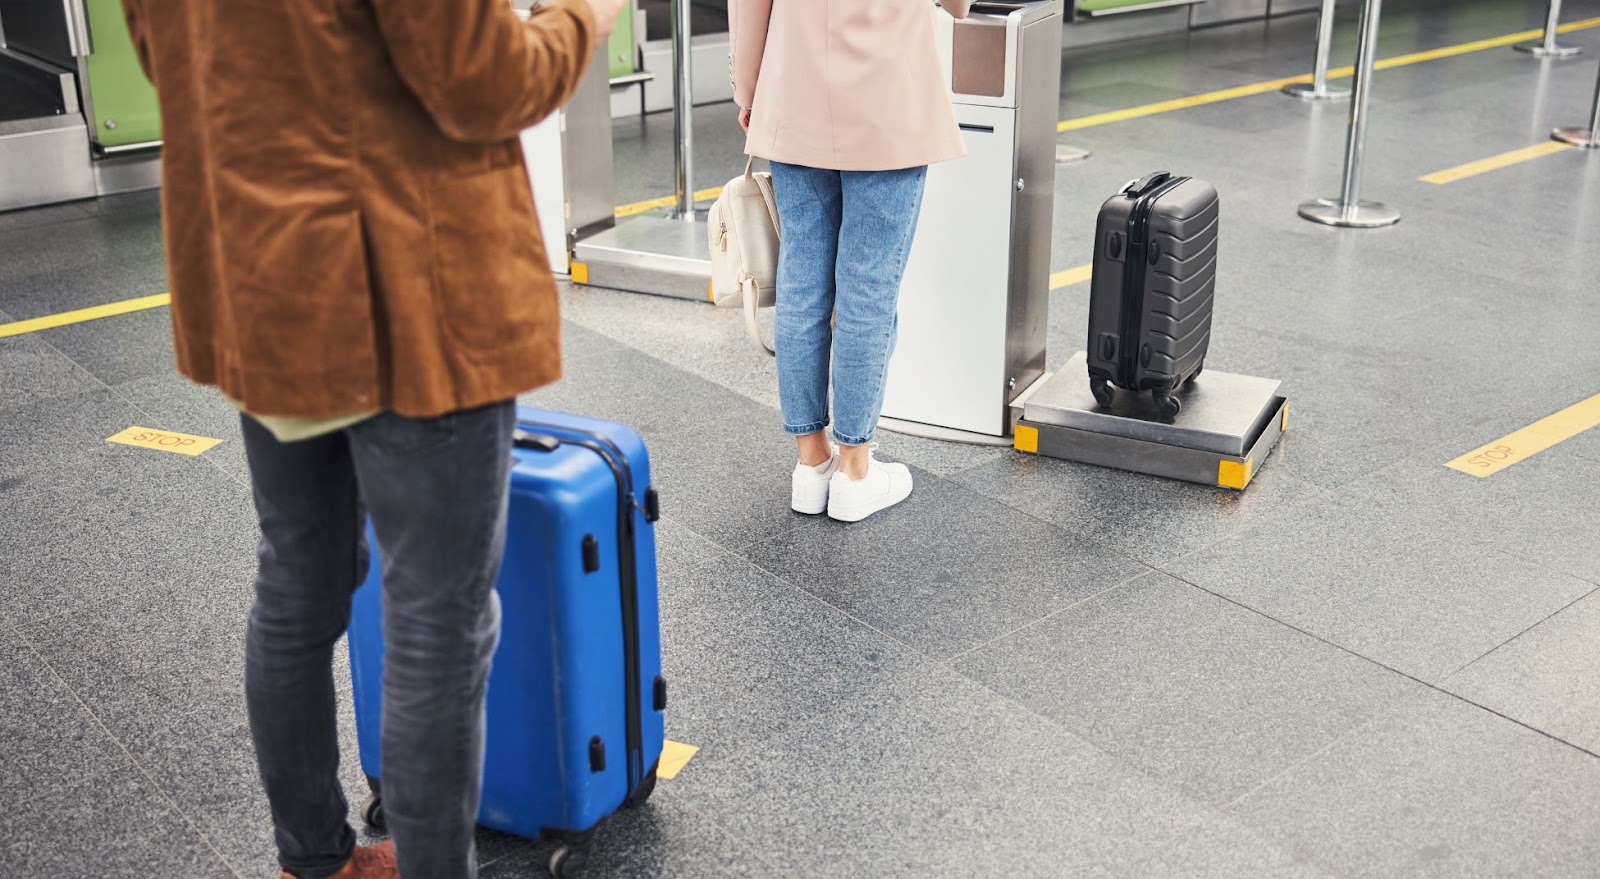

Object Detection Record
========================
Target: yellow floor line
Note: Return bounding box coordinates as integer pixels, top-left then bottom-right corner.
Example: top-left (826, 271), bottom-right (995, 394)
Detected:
top-left (1446, 393), bottom-right (1600, 477)
top-left (1059, 16), bottom-right (1600, 133)
top-left (615, 187), bottom-right (725, 218)
top-left (12, 18), bottom-right (1597, 339)
top-left (1061, 75), bottom-right (1313, 132)
top-left (1, 263), bottom-right (1100, 340)
top-left (0, 292), bottom-right (171, 339)
top-left (1050, 263), bottom-right (1094, 289)
top-left (1420, 141), bottom-right (1572, 184)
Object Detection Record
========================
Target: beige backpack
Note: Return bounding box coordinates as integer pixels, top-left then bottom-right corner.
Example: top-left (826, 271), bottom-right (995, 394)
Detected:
top-left (708, 159), bottom-right (780, 356)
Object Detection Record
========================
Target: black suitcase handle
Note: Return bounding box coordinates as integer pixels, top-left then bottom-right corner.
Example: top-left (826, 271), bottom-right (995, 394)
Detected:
top-left (512, 430), bottom-right (561, 452)
top-left (1124, 171), bottom-right (1173, 198)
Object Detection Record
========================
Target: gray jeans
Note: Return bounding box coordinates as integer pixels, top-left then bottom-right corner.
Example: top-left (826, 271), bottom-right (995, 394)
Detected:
top-left (240, 402), bottom-right (515, 879)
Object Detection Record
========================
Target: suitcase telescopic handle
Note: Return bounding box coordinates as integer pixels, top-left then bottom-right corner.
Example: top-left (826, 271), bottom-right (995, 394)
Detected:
top-left (1124, 171), bottom-right (1173, 197)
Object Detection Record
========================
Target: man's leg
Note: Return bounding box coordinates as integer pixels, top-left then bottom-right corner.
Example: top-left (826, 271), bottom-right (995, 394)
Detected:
top-left (241, 416), bottom-right (366, 879)
top-left (347, 402), bottom-right (516, 879)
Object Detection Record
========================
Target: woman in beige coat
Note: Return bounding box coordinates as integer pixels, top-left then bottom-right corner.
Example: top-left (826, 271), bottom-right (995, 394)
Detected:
top-left (731, 0), bottom-right (973, 523)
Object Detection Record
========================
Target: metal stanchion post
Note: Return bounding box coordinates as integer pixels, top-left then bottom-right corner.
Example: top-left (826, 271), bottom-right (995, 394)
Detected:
top-left (670, 0), bottom-right (695, 220)
top-left (1299, 0), bottom-right (1399, 228)
top-left (1284, 0), bottom-right (1350, 102)
top-left (1553, 61), bottom-right (1600, 148)
top-left (1515, 0), bottom-right (1581, 58)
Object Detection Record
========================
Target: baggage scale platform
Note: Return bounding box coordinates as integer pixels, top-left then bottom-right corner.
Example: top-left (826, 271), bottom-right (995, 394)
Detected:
top-left (1012, 352), bottom-right (1289, 490)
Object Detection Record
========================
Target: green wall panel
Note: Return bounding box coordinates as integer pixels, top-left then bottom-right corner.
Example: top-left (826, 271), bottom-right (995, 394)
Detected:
top-left (83, 0), bottom-right (161, 147)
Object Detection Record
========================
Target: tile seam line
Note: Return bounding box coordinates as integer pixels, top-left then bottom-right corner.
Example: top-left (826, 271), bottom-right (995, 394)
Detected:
top-left (1149, 572), bottom-right (1600, 802)
top-left (8, 622), bottom-right (247, 879)
top-left (1438, 581), bottom-right (1600, 683)
top-left (930, 471), bottom-right (1164, 573)
top-left (730, 462), bottom-right (1156, 659)
top-left (942, 567), bottom-right (1157, 662)
top-left (649, 791), bottom-right (791, 876)
top-left (732, 548), bottom-right (1233, 818)
top-left (683, 564), bottom-right (1222, 861)
top-left (733, 549), bottom-right (953, 666)
top-left (40, 330), bottom-right (248, 490)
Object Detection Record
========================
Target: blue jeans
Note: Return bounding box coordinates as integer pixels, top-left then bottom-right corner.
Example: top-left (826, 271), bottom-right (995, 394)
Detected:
top-left (241, 403), bottom-right (514, 879)
top-left (770, 162), bottom-right (928, 446)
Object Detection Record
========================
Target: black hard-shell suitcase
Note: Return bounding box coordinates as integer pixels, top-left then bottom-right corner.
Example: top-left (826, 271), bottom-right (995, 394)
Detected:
top-left (1086, 171), bottom-right (1219, 418)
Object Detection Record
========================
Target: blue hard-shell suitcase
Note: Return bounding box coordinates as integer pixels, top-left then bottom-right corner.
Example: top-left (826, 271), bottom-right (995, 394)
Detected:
top-left (347, 406), bottom-right (666, 874)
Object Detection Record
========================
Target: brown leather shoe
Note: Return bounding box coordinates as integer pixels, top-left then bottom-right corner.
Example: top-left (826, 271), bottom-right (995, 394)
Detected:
top-left (280, 842), bottom-right (399, 879)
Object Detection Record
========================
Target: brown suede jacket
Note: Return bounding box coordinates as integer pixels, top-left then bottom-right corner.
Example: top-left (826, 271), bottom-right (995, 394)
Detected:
top-left (120, 0), bottom-right (598, 418)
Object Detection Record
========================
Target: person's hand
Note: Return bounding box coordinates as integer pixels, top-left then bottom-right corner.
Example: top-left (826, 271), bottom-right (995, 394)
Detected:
top-left (585, 0), bottom-right (629, 41)
top-left (739, 107), bottom-right (751, 133)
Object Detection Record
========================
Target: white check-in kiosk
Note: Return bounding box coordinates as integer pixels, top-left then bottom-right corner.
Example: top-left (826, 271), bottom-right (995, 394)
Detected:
top-left (881, 0), bottom-right (1066, 442)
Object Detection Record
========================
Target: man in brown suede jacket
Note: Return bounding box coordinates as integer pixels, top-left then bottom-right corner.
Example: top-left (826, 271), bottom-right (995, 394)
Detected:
top-left (119, 0), bottom-right (627, 876)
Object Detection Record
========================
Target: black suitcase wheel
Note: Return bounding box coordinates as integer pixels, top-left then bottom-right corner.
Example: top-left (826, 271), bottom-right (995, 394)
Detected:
top-left (1089, 376), bottom-right (1114, 407)
top-left (1153, 390), bottom-right (1182, 419)
top-left (549, 844), bottom-right (589, 879)
top-left (1186, 360), bottom-right (1204, 384)
top-left (362, 795), bottom-right (387, 834)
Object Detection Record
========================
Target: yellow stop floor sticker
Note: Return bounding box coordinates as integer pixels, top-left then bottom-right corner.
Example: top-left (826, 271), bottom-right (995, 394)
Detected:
top-left (1446, 393), bottom-right (1600, 478)
top-left (657, 740), bottom-right (699, 780)
top-left (107, 426), bottom-right (222, 457)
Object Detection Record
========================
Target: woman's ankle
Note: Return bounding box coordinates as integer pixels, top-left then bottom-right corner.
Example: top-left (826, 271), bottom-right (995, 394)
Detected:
top-left (796, 432), bottom-right (833, 467)
top-left (837, 444), bottom-right (870, 480)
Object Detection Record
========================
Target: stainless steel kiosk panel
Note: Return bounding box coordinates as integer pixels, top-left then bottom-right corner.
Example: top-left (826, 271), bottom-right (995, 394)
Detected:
top-left (521, 37), bottom-right (617, 276)
top-left (881, 0), bottom-right (1064, 439)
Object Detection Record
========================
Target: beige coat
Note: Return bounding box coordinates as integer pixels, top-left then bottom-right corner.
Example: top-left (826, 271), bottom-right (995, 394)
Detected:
top-left (731, 0), bottom-right (973, 172)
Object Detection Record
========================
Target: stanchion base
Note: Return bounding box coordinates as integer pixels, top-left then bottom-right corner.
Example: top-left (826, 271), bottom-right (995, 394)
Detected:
top-left (1055, 144), bottom-right (1092, 163)
top-left (1553, 127), bottom-right (1600, 148)
top-left (1282, 82), bottom-right (1351, 102)
top-left (1298, 198), bottom-right (1401, 228)
top-left (1514, 41), bottom-right (1582, 57)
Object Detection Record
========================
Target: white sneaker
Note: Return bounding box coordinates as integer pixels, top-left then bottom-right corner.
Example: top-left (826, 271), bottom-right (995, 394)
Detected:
top-left (827, 450), bottom-right (913, 523)
top-left (791, 450), bottom-right (840, 515)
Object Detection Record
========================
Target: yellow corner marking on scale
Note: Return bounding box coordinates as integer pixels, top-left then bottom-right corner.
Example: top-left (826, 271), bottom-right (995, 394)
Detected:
top-left (570, 261), bottom-right (590, 285)
top-left (1049, 264), bottom-right (1094, 290)
top-left (657, 740), bottom-right (700, 780)
top-left (1280, 401), bottom-right (1290, 433)
top-left (1445, 392), bottom-right (1600, 478)
top-left (1057, 17), bottom-right (1600, 133)
top-left (1014, 423), bottom-right (1040, 454)
top-left (1421, 142), bottom-right (1572, 185)
top-left (107, 426), bottom-right (222, 457)
top-left (1217, 457), bottom-right (1253, 491)
top-left (0, 293), bottom-right (171, 339)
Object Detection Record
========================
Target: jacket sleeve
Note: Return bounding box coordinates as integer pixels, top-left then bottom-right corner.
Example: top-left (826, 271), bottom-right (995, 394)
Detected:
top-left (729, 0), bottom-right (773, 110)
top-left (370, 0), bottom-right (599, 144)
top-left (943, 0), bottom-right (973, 19)
top-left (118, 0), bottom-right (155, 82)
